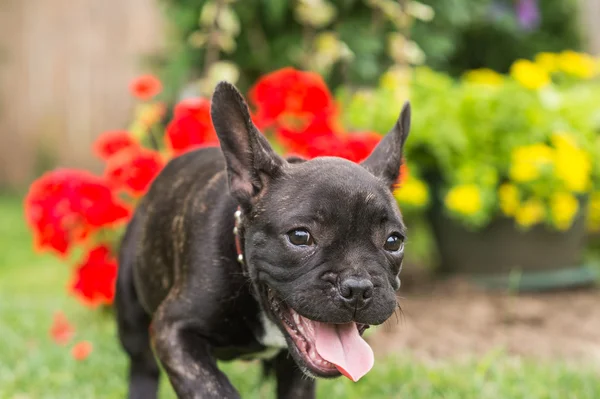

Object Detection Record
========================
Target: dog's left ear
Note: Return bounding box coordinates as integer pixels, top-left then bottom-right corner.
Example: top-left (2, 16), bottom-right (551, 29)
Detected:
top-left (210, 81), bottom-right (285, 206)
top-left (361, 102), bottom-right (411, 188)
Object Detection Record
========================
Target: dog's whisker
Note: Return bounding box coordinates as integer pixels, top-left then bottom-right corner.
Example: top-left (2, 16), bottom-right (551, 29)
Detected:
top-left (396, 301), bottom-right (406, 324)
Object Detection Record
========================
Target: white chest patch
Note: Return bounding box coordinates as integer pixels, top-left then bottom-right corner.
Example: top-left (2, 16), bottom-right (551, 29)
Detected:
top-left (257, 311), bottom-right (288, 349)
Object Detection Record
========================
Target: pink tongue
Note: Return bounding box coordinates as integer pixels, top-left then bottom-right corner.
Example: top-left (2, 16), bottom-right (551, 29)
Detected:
top-left (314, 322), bottom-right (374, 382)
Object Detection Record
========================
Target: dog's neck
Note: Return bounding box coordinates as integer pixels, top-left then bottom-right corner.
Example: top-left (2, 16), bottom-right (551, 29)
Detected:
top-left (234, 207), bottom-right (288, 351)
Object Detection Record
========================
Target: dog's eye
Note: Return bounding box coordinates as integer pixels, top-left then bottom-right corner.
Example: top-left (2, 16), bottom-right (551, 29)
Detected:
top-left (287, 229), bottom-right (314, 246)
top-left (384, 234), bottom-right (404, 252)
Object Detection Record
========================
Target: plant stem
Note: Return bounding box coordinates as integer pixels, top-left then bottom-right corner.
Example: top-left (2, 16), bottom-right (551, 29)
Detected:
top-left (398, 0), bottom-right (411, 68)
top-left (301, 24), bottom-right (316, 71)
top-left (147, 125), bottom-right (160, 150)
top-left (203, 0), bottom-right (227, 77)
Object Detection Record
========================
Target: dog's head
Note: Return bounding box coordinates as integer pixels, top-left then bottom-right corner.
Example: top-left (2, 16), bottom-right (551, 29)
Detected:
top-left (211, 82), bottom-right (409, 381)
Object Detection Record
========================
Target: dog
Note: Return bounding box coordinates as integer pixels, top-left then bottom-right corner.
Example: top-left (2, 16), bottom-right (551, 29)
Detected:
top-left (115, 81), bottom-right (411, 399)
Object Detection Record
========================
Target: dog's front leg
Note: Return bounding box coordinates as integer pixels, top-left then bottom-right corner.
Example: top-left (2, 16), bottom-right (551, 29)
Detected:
top-left (152, 303), bottom-right (240, 399)
top-left (273, 351), bottom-right (316, 399)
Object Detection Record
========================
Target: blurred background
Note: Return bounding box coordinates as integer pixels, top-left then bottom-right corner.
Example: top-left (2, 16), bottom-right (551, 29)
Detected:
top-left (2, 0), bottom-right (600, 398)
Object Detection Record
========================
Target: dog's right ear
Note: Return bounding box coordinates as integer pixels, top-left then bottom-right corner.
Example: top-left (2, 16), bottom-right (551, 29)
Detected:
top-left (360, 102), bottom-right (411, 189)
top-left (210, 81), bottom-right (286, 206)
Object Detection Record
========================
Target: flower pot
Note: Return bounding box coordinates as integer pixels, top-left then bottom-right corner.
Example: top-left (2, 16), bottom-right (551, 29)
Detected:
top-left (427, 192), bottom-right (598, 292)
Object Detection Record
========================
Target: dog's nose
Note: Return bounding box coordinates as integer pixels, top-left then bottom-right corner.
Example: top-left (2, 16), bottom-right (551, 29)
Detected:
top-left (338, 277), bottom-right (373, 309)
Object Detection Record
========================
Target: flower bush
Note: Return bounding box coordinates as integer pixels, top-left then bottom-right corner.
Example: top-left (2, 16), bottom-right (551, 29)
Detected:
top-left (24, 67), bottom-right (410, 307)
top-left (339, 50), bottom-right (600, 232)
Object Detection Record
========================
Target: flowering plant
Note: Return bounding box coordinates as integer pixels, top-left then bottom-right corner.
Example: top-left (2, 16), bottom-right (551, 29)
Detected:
top-left (340, 51), bottom-right (600, 232)
top-left (24, 68), bottom-right (410, 307)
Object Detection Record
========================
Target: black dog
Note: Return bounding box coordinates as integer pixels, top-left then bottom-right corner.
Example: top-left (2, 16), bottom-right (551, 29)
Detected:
top-left (115, 81), bottom-right (411, 399)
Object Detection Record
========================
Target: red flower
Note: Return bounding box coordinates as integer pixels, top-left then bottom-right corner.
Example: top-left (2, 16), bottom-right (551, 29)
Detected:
top-left (396, 162), bottom-right (409, 187)
top-left (49, 311), bottom-right (75, 346)
top-left (71, 245), bottom-right (118, 307)
top-left (104, 147), bottom-right (165, 197)
top-left (276, 112), bottom-right (341, 157)
top-left (165, 97), bottom-right (220, 156)
top-left (71, 341), bottom-right (93, 361)
top-left (139, 102), bottom-right (166, 127)
top-left (249, 67), bottom-right (337, 129)
top-left (93, 130), bottom-right (139, 161)
top-left (24, 170), bottom-right (131, 256)
top-left (303, 131), bottom-right (382, 163)
top-left (277, 110), bottom-right (382, 164)
top-left (338, 132), bottom-right (383, 163)
top-left (129, 74), bottom-right (162, 100)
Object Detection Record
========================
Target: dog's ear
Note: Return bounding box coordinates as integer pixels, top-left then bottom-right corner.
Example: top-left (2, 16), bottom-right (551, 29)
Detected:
top-left (211, 81), bottom-right (285, 205)
top-left (361, 102), bottom-right (411, 188)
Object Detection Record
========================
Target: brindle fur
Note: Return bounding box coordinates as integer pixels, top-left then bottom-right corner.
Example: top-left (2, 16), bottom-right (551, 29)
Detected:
top-left (115, 82), bottom-right (411, 399)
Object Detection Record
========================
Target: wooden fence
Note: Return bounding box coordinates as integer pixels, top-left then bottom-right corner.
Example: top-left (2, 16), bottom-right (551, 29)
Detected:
top-left (0, 0), bottom-right (165, 188)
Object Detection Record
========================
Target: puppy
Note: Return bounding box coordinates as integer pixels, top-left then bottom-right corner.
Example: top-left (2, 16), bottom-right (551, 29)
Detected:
top-left (115, 81), bottom-right (411, 399)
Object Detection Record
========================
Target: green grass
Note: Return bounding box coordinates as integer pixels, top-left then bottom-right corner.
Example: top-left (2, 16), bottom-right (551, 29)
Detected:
top-left (1, 194), bottom-right (599, 398)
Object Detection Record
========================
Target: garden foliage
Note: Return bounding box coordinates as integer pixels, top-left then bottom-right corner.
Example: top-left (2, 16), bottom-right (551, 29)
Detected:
top-left (24, 68), bottom-right (406, 307)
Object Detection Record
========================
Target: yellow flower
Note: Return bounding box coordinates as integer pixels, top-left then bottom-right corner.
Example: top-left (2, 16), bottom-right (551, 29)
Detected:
top-left (380, 66), bottom-right (411, 102)
top-left (380, 66), bottom-right (410, 90)
top-left (557, 50), bottom-right (598, 79)
top-left (551, 132), bottom-right (591, 193)
top-left (549, 192), bottom-right (579, 231)
top-left (515, 199), bottom-right (546, 229)
top-left (394, 177), bottom-right (429, 208)
top-left (315, 32), bottom-right (340, 55)
top-left (351, 89), bottom-right (373, 103)
top-left (137, 103), bottom-right (165, 127)
top-left (586, 192), bottom-right (600, 232)
top-left (534, 52), bottom-right (559, 73)
top-left (444, 184), bottom-right (483, 216)
top-left (510, 59), bottom-right (551, 90)
top-left (510, 160), bottom-right (538, 183)
top-left (509, 144), bottom-right (554, 183)
top-left (498, 183), bottom-right (520, 216)
top-left (463, 68), bottom-right (504, 86)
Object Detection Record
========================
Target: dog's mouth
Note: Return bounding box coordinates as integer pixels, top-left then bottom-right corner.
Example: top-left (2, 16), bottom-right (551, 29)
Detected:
top-left (266, 288), bottom-right (373, 382)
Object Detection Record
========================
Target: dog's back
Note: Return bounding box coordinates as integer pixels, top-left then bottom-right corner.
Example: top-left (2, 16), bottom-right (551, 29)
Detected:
top-left (116, 145), bottom-right (268, 353)
top-left (125, 147), bottom-right (228, 314)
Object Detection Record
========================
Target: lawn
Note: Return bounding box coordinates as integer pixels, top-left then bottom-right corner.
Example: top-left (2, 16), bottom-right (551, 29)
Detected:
top-left (1, 194), bottom-right (599, 399)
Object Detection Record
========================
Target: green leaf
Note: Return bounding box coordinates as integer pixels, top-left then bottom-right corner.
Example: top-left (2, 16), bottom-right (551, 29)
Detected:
top-left (262, 0), bottom-right (288, 27)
